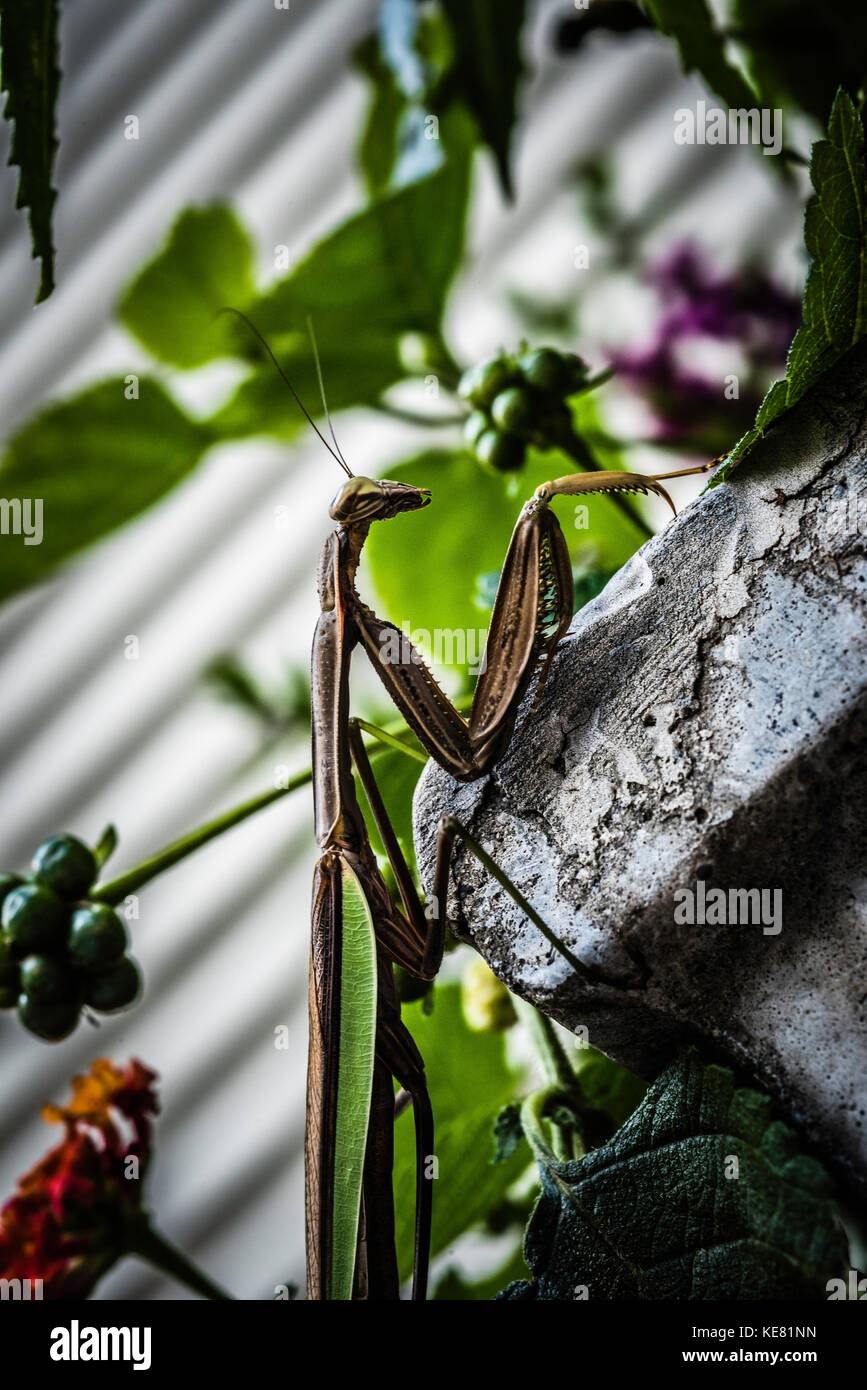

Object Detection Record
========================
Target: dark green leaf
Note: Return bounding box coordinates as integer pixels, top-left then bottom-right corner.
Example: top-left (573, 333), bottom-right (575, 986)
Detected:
top-left (251, 111), bottom-right (472, 339)
top-left (0, 379), bottom-right (211, 602)
top-left (730, 0), bottom-right (867, 125)
top-left (716, 91), bottom-right (866, 482)
top-left (378, 0), bottom-right (428, 100)
top-left (493, 1104), bottom-right (524, 1163)
top-left (641, 0), bottom-right (757, 110)
top-left (354, 34), bottom-right (405, 194)
top-left (119, 206), bottom-right (256, 368)
top-left (786, 95), bottom-right (867, 392)
top-left (205, 653), bottom-right (278, 725)
top-left (440, 0), bottom-right (527, 199)
top-left (356, 2), bottom-right (458, 195)
top-left (499, 1048), bottom-right (849, 1300)
top-left (393, 983), bottom-right (529, 1284)
top-left (0, 0), bottom-right (60, 302)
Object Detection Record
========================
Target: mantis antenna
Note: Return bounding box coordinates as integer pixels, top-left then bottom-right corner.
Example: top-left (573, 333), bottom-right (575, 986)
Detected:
top-left (218, 307), bottom-right (353, 478)
top-left (306, 315), bottom-right (351, 476)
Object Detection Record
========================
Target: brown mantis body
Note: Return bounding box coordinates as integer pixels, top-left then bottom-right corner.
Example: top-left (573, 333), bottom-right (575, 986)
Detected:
top-left (306, 459), bottom-right (713, 1300)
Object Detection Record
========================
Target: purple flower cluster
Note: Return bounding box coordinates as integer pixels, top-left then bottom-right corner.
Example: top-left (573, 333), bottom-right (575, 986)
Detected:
top-left (611, 244), bottom-right (801, 452)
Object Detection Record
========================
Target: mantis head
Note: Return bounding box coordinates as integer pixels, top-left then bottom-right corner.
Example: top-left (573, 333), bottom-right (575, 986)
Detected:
top-left (329, 476), bottom-right (431, 524)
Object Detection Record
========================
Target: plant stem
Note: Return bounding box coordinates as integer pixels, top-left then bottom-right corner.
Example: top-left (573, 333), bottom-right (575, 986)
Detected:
top-left (572, 366), bottom-right (615, 396)
top-left (90, 702), bottom-right (456, 904)
top-left (126, 1221), bottom-right (233, 1300)
top-left (520, 1085), bottom-right (585, 1164)
top-left (91, 773), bottom-right (310, 904)
top-left (514, 997), bottom-right (577, 1092)
top-left (515, 1007), bottom-right (587, 1162)
top-left (350, 718), bottom-right (428, 764)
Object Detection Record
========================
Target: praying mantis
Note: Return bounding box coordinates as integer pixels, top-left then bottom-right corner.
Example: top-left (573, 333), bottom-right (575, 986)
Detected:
top-left (227, 310), bottom-right (713, 1301)
top-left (307, 459), bottom-right (715, 1300)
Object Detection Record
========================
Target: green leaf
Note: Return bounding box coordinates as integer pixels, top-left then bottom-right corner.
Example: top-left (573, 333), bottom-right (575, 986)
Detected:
top-left (331, 860), bottom-right (379, 1301)
top-left (787, 96), bottom-right (867, 387)
top-left (440, 0), bottom-right (527, 199)
top-left (119, 206), bottom-right (257, 368)
top-left (364, 445), bottom-right (646, 680)
top-left (356, 1), bottom-right (458, 195)
top-left (254, 116), bottom-right (471, 340)
top-left (205, 653), bottom-right (281, 726)
top-left (354, 34), bottom-right (405, 195)
top-left (715, 90), bottom-right (867, 482)
top-left (92, 825), bottom-right (118, 872)
top-left (572, 1045), bottom-right (647, 1129)
top-left (0, 378), bottom-right (211, 603)
top-left (641, 0), bottom-right (758, 110)
top-left (378, 0), bottom-right (430, 101)
top-left (393, 983), bottom-right (529, 1284)
top-left (0, 0), bottom-right (60, 302)
top-left (210, 109), bottom-right (473, 439)
top-left (499, 1048), bottom-right (849, 1300)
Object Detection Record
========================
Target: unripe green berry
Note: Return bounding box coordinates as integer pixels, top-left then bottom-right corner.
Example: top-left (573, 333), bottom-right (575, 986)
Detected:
top-left (491, 386), bottom-right (534, 434)
top-left (67, 904), bottom-right (127, 970)
top-left (517, 347), bottom-right (570, 395)
top-left (0, 936), bottom-right (18, 1003)
top-left (17, 994), bottom-right (80, 1041)
top-left (0, 873), bottom-right (25, 911)
top-left (0, 932), bottom-right (17, 975)
top-left (20, 954), bottom-right (78, 1005)
top-left (84, 956), bottom-right (142, 1013)
top-left (458, 355), bottom-right (518, 409)
top-left (563, 352), bottom-right (589, 388)
top-left (31, 834), bottom-right (97, 900)
top-left (1, 885), bottom-right (69, 956)
top-left (463, 409), bottom-right (489, 450)
top-left (475, 429), bottom-right (526, 473)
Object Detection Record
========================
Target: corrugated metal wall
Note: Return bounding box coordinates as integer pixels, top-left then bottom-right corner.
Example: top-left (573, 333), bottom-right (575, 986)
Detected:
top-left (0, 0), bottom-right (804, 1298)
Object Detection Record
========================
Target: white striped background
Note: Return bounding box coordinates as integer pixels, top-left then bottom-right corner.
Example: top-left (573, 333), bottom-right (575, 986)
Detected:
top-left (0, 0), bottom-right (806, 1298)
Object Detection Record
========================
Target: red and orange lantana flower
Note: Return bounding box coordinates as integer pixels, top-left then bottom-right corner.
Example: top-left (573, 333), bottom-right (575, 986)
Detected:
top-left (0, 1058), bottom-right (158, 1297)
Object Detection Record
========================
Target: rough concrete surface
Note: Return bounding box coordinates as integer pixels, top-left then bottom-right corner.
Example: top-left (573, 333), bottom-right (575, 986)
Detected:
top-left (414, 340), bottom-right (867, 1200)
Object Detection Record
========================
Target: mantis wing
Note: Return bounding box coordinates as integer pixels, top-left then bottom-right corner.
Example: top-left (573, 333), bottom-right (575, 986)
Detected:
top-left (306, 856), bottom-right (379, 1300)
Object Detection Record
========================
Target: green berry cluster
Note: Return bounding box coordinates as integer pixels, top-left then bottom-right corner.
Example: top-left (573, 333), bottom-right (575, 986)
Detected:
top-left (459, 347), bottom-right (589, 471)
top-left (0, 835), bottom-right (141, 1041)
